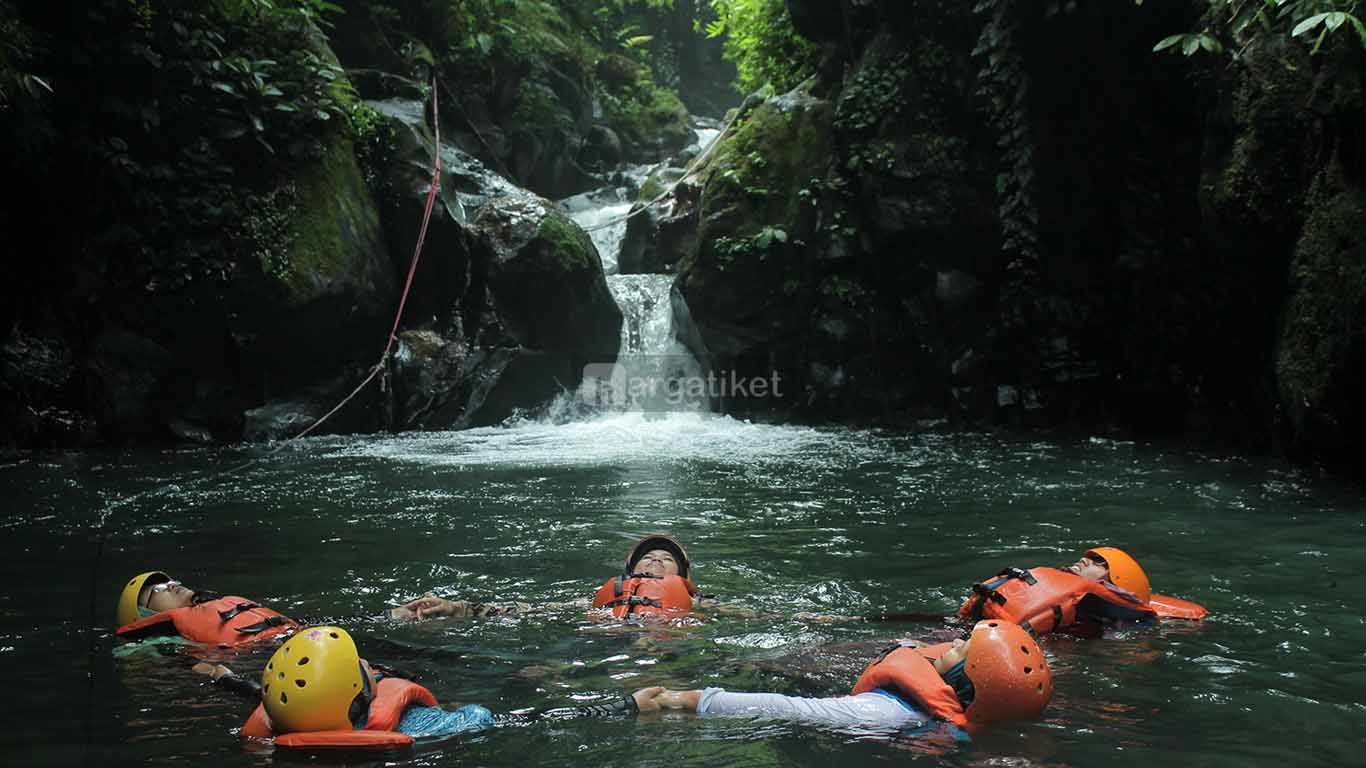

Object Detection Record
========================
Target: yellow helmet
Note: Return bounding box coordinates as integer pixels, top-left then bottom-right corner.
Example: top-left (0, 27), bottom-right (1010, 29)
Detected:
top-left (116, 571), bottom-right (171, 627)
top-left (262, 626), bottom-right (366, 733)
top-left (1086, 547), bottom-right (1151, 604)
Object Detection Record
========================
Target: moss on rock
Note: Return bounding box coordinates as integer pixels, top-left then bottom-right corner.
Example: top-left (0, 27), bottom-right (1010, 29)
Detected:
top-left (1276, 163), bottom-right (1366, 430)
top-left (598, 54), bottom-right (691, 157)
top-left (269, 129), bottom-right (390, 308)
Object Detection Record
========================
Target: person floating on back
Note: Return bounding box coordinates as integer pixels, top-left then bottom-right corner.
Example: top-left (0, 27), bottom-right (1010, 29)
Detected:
top-left (633, 620), bottom-right (1052, 734)
top-left (115, 571), bottom-right (297, 647)
top-left (392, 534), bottom-right (717, 623)
top-left (958, 547), bottom-right (1207, 637)
top-left (198, 625), bottom-right (645, 752)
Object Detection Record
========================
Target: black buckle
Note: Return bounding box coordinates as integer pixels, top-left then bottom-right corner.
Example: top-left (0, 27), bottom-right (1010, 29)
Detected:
top-left (236, 615), bottom-right (289, 635)
top-left (971, 583), bottom-right (1008, 605)
top-left (218, 602), bottom-right (260, 621)
top-left (998, 566), bottom-right (1036, 585)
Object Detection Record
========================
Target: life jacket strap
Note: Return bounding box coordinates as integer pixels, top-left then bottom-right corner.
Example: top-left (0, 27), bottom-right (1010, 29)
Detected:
top-left (218, 602), bottom-right (261, 621)
top-left (967, 566), bottom-right (1034, 621)
top-left (602, 596), bottom-right (664, 610)
top-left (236, 615), bottom-right (290, 635)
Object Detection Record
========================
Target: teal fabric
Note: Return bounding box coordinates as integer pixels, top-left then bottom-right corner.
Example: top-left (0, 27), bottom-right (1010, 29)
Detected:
top-left (396, 703), bottom-right (497, 738)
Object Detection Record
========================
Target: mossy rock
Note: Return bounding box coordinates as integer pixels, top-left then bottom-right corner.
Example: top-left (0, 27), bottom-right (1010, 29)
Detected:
top-left (1275, 163), bottom-right (1366, 456)
top-left (474, 197), bottom-right (622, 364)
top-left (598, 55), bottom-right (692, 160)
top-left (267, 131), bottom-right (392, 310)
top-left (678, 86), bottom-right (832, 367)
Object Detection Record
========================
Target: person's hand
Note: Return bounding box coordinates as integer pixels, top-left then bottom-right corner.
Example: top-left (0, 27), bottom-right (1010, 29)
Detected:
top-left (633, 686), bottom-right (665, 712)
top-left (633, 686), bottom-right (701, 713)
top-left (192, 662), bottom-right (234, 681)
top-left (395, 593), bottom-right (458, 620)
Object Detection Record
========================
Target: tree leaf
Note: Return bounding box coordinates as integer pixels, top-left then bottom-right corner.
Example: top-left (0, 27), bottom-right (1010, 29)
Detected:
top-left (1351, 15), bottom-right (1366, 46)
top-left (1153, 34), bottom-right (1184, 52)
top-left (211, 82), bottom-right (237, 95)
top-left (1181, 35), bottom-right (1200, 55)
top-left (1292, 13), bottom-right (1328, 37)
top-left (1324, 12), bottom-right (1346, 32)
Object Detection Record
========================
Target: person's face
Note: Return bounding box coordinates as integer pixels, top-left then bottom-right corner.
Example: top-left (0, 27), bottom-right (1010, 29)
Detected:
top-left (635, 549), bottom-right (680, 578)
top-left (140, 580), bottom-right (193, 613)
top-left (1068, 554), bottom-right (1109, 581)
top-left (933, 637), bottom-right (972, 674)
top-left (358, 658), bottom-right (379, 693)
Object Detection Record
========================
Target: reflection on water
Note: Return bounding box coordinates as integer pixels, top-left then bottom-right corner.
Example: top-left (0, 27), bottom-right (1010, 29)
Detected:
top-left (2, 417), bottom-right (1365, 767)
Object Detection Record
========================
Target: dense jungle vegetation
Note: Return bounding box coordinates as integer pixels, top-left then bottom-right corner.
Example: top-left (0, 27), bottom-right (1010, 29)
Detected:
top-left (2, 0), bottom-right (1363, 476)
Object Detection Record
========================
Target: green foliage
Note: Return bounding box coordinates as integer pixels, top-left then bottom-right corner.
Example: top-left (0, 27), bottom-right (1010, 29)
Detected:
top-left (834, 53), bottom-right (911, 138)
top-left (1152, 1), bottom-right (1366, 58)
top-left (713, 225), bottom-right (787, 269)
top-left (0, 4), bottom-right (48, 108)
top-left (3, 0), bottom-right (370, 297)
top-left (705, 0), bottom-right (819, 93)
top-left (973, 0), bottom-right (1042, 321)
top-left (598, 59), bottom-right (691, 148)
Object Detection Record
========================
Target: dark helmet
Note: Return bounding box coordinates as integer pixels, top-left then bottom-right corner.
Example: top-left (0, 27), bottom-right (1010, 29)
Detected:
top-left (625, 534), bottom-right (692, 580)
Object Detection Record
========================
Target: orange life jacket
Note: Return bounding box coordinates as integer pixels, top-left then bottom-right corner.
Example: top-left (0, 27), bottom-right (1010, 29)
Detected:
top-left (957, 567), bottom-right (1156, 635)
top-left (241, 676), bottom-right (437, 751)
top-left (851, 644), bottom-right (968, 728)
top-left (591, 573), bottom-right (697, 619)
top-left (1148, 593), bottom-right (1208, 620)
top-left (115, 595), bottom-right (297, 647)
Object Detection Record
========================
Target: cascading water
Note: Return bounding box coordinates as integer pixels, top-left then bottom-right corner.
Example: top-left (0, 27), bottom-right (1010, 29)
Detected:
top-left (559, 126), bottom-right (719, 414)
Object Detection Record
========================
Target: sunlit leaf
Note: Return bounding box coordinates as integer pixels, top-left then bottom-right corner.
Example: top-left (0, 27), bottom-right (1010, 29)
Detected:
top-left (1153, 34), bottom-right (1184, 52)
top-left (1292, 13), bottom-right (1328, 37)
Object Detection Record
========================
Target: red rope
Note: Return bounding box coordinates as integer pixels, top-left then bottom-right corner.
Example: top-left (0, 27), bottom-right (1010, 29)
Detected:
top-left (383, 81), bottom-right (440, 361)
top-left (291, 77), bottom-right (442, 441)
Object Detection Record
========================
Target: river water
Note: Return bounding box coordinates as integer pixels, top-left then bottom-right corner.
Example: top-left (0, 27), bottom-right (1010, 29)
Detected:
top-left (4, 417), bottom-right (1364, 766)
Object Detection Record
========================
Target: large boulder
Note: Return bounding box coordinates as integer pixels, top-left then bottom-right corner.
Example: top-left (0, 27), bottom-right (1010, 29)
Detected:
top-left (389, 197), bottom-right (622, 428)
top-left (678, 86), bottom-right (834, 414)
top-left (479, 198), bottom-right (623, 368)
top-left (1275, 163), bottom-right (1366, 467)
top-left (226, 128), bottom-right (396, 435)
top-left (619, 175), bottom-right (701, 275)
top-left (0, 331), bottom-right (94, 446)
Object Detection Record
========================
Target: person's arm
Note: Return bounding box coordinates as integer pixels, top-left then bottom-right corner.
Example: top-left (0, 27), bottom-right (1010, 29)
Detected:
top-left (192, 663), bottom-right (261, 700)
top-left (498, 691), bottom-right (644, 726)
top-left (633, 686), bottom-right (926, 731)
top-left (389, 594), bottom-right (535, 621)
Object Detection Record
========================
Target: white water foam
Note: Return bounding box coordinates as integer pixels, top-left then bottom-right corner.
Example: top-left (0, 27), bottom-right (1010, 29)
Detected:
top-left (330, 411), bottom-right (885, 468)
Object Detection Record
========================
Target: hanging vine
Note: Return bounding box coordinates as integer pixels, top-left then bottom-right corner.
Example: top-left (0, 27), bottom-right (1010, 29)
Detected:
top-left (972, 0), bottom-right (1040, 333)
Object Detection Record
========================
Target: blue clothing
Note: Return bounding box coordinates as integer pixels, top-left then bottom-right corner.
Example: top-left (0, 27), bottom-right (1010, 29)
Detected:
top-left (397, 703), bottom-right (497, 738)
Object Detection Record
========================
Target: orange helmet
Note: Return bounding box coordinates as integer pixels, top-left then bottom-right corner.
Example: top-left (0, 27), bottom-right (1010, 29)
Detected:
top-left (625, 534), bottom-right (692, 580)
top-left (1085, 547), bottom-right (1151, 604)
top-left (961, 620), bottom-right (1052, 723)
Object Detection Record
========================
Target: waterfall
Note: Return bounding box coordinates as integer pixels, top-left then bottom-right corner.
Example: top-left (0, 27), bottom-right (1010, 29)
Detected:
top-left (562, 151), bottom-right (710, 413)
